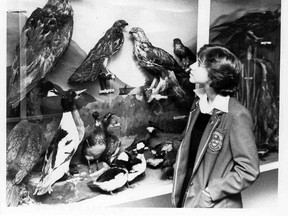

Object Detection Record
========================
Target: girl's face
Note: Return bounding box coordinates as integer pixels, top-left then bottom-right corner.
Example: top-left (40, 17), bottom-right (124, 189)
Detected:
top-left (188, 61), bottom-right (210, 85)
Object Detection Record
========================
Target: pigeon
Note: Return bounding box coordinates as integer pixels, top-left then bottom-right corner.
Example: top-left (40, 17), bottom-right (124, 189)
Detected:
top-left (68, 20), bottom-right (128, 94)
top-left (7, 0), bottom-right (74, 109)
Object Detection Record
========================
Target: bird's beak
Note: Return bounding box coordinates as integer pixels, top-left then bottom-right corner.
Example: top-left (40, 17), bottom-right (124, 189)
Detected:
top-left (75, 89), bottom-right (87, 99)
top-left (75, 89), bottom-right (87, 95)
top-left (51, 88), bottom-right (65, 98)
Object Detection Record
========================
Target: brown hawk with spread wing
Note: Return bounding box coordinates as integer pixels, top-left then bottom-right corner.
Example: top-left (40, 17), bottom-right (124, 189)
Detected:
top-left (7, 0), bottom-right (74, 109)
top-left (68, 20), bottom-right (128, 94)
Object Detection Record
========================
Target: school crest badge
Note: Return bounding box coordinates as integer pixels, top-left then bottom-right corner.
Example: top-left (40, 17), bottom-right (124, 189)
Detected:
top-left (208, 131), bottom-right (224, 152)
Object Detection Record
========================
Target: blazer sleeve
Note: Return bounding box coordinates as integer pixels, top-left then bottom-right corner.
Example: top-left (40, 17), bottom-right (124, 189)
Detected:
top-left (208, 109), bottom-right (260, 201)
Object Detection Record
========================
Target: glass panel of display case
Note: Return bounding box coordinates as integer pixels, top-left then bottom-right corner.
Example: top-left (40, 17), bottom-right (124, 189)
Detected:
top-left (209, 0), bottom-right (281, 159)
top-left (6, 0), bottom-right (199, 206)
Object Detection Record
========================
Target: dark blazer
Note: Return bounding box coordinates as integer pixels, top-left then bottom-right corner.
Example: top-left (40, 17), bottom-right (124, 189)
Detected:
top-left (171, 97), bottom-right (260, 208)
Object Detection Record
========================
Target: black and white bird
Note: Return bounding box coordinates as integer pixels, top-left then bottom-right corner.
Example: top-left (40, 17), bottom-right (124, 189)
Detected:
top-left (68, 20), bottom-right (128, 94)
top-left (129, 27), bottom-right (188, 102)
top-left (7, 0), bottom-right (74, 109)
top-left (125, 123), bottom-right (163, 153)
top-left (87, 167), bottom-right (128, 195)
top-left (34, 89), bottom-right (86, 196)
top-left (82, 111), bottom-right (106, 173)
top-left (173, 38), bottom-right (196, 70)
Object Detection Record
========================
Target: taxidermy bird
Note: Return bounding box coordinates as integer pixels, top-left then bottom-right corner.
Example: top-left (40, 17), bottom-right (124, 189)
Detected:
top-left (82, 111), bottom-right (106, 173)
top-left (100, 112), bottom-right (122, 165)
top-left (7, 0), bottom-right (74, 109)
top-left (6, 121), bottom-right (46, 206)
top-left (125, 122), bottom-right (163, 153)
top-left (114, 142), bottom-right (147, 186)
top-left (161, 138), bottom-right (181, 179)
top-left (173, 38), bottom-right (196, 70)
top-left (6, 80), bottom-right (62, 206)
top-left (210, 9), bottom-right (280, 44)
top-left (129, 27), bottom-right (189, 102)
top-left (87, 167), bottom-right (128, 195)
top-left (126, 142), bottom-right (147, 184)
top-left (34, 89), bottom-right (86, 196)
top-left (68, 20), bottom-right (128, 94)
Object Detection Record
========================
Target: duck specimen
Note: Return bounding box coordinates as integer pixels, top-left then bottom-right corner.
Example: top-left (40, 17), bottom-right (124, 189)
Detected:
top-left (7, 0), bottom-right (74, 109)
top-left (129, 27), bottom-right (188, 102)
top-left (126, 142), bottom-right (147, 184)
top-left (34, 89), bottom-right (86, 195)
top-left (115, 142), bottom-right (147, 187)
top-left (87, 167), bottom-right (128, 195)
top-left (125, 122), bottom-right (163, 153)
top-left (173, 38), bottom-right (196, 70)
top-left (161, 138), bottom-right (181, 179)
top-left (68, 20), bottom-right (128, 94)
top-left (82, 111), bottom-right (106, 173)
top-left (100, 112), bottom-right (121, 165)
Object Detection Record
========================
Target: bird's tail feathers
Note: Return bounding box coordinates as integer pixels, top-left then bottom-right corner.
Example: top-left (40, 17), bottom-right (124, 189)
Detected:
top-left (6, 180), bottom-right (20, 207)
top-left (167, 71), bottom-right (185, 98)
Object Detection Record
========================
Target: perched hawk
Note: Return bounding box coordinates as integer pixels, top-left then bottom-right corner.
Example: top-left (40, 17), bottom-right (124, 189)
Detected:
top-left (173, 38), bottom-right (196, 70)
top-left (68, 20), bottom-right (128, 94)
top-left (129, 27), bottom-right (188, 102)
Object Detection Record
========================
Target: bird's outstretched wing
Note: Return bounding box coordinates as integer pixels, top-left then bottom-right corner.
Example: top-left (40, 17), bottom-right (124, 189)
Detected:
top-left (210, 10), bottom-right (280, 42)
top-left (69, 20), bottom-right (128, 83)
top-left (7, 1), bottom-right (74, 109)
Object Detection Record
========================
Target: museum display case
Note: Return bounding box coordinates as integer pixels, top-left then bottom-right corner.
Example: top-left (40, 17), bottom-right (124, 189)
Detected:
top-left (5, 0), bottom-right (281, 208)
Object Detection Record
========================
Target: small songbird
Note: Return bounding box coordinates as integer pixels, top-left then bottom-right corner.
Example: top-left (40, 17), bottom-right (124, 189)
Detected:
top-left (82, 111), bottom-right (106, 173)
top-left (34, 89), bottom-right (86, 196)
top-left (7, 0), bottom-right (74, 109)
top-left (68, 20), bottom-right (128, 94)
top-left (129, 27), bottom-right (189, 102)
top-left (210, 9), bottom-right (280, 44)
top-left (87, 167), bottom-right (128, 195)
top-left (100, 112), bottom-right (122, 165)
top-left (173, 38), bottom-right (196, 70)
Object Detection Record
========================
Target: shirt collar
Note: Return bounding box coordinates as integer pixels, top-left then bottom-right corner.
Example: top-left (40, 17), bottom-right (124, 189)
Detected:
top-left (194, 88), bottom-right (230, 114)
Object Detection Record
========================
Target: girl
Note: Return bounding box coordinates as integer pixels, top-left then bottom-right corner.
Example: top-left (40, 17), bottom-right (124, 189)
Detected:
top-left (172, 44), bottom-right (259, 208)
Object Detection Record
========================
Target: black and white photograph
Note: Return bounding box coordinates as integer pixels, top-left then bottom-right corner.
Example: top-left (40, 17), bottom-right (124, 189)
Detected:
top-left (1, 0), bottom-right (287, 215)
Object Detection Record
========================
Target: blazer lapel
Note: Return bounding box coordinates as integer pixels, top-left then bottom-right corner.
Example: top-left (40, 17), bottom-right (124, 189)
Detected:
top-left (192, 110), bottom-right (221, 176)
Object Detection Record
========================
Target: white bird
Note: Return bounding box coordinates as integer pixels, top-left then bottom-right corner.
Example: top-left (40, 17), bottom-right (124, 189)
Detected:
top-left (34, 89), bottom-right (86, 195)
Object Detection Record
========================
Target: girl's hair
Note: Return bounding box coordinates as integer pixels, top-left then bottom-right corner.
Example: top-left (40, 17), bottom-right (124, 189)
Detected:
top-left (198, 44), bottom-right (242, 96)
